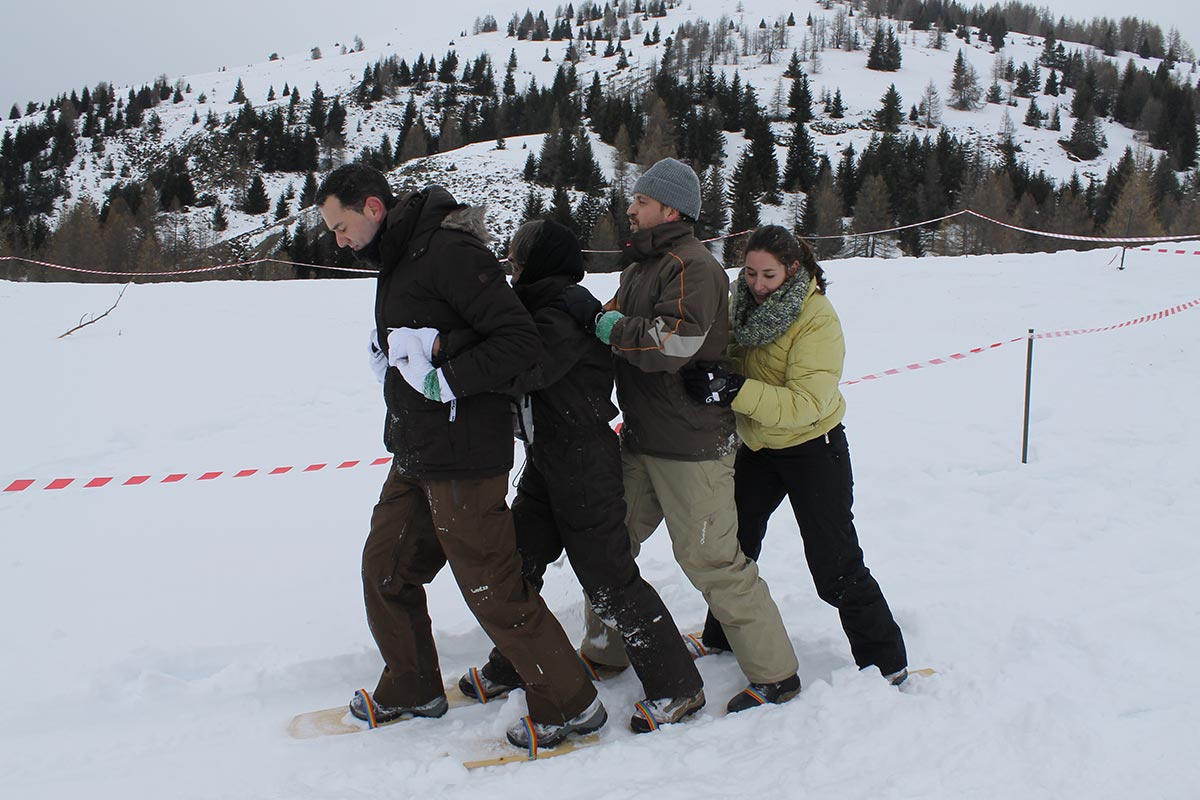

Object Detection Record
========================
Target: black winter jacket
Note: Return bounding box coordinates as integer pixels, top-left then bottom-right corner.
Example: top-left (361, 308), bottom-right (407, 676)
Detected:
top-left (509, 275), bottom-right (618, 441)
top-left (441, 275), bottom-right (618, 443)
top-left (374, 186), bottom-right (539, 479)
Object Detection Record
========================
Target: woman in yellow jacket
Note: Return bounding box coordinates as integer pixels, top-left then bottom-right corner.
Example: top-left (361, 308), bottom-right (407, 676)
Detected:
top-left (682, 225), bottom-right (908, 688)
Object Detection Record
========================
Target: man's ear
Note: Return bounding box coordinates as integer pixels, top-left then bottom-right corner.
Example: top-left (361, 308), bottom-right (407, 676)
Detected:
top-left (363, 196), bottom-right (386, 222)
top-left (663, 205), bottom-right (681, 222)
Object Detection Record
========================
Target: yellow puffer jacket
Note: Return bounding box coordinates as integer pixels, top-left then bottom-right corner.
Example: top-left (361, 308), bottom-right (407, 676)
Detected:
top-left (728, 280), bottom-right (847, 451)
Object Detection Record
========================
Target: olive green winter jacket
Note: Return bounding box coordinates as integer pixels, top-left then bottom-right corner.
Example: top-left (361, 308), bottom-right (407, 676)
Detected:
top-left (728, 279), bottom-right (847, 451)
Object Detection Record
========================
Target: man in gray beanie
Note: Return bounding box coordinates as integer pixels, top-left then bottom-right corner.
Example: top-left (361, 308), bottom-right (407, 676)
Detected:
top-left (567, 157), bottom-right (802, 715)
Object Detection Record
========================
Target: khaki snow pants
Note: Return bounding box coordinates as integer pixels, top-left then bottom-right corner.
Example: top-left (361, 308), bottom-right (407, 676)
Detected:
top-left (580, 450), bottom-right (799, 684)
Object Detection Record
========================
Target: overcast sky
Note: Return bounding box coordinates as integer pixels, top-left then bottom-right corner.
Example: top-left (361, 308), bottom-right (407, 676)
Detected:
top-left (2, 0), bottom-right (1198, 113)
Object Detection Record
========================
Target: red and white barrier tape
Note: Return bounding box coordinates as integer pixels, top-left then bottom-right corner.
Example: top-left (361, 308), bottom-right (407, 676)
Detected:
top-left (1137, 246), bottom-right (1200, 257)
top-left (961, 210), bottom-right (1200, 245)
top-left (2, 457), bottom-right (393, 494)
top-left (841, 296), bottom-right (1200, 386)
top-left (6, 297), bottom-right (1199, 494)
top-left (840, 336), bottom-right (1023, 386)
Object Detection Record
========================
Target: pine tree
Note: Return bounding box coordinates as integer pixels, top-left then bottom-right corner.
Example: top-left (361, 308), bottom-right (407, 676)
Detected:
top-left (782, 121), bottom-right (818, 192)
top-left (787, 71), bottom-right (813, 123)
top-left (299, 173), bottom-right (318, 208)
top-left (520, 187), bottom-right (547, 222)
top-left (1048, 106), bottom-right (1061, 131)
top-left (307, 83), bottom-right (327, 137)
top-left (875, 85), bottom-right (904, 132)
top-left (948, 50), bottom-right (982, 110)
top-left (1064, 108), bottom-right (1106, 160)
top-left (835, 144), bottom-right (858, 214)
top-left (725, 148), bottom-right (762, 264)
top-left (697, 166), bottom-right (728, 244)
top-left (212, 202), bottom-right (228, 232)
top-left (274, 191), bottom-right (290, 220)
top-left (231, 79), bottom-right (247, 104)
top-left (746, 117), bottom-right (781, 204)
top-left (1044, 70), bottom-right (1059, 96)
top-left (243, 174), bottom-right (270, 214)
top-left (1023, 98), bottom-right (1042, 128)
top-left (550, 184), bottom-right (575, 231)
top-left (829, 89), bottom-right (845, 118)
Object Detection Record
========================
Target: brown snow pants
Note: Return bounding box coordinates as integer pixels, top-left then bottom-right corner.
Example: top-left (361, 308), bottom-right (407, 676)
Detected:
top-left (362, 462), bottom-right (596, 724)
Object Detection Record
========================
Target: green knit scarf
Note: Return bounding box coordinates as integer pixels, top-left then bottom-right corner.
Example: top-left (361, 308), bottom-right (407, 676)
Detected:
top-left (731, 268), bottom-right (811, 347)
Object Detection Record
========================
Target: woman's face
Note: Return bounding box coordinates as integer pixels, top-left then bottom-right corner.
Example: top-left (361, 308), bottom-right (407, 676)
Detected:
top-left (744, 250), bottom-right (796, 304)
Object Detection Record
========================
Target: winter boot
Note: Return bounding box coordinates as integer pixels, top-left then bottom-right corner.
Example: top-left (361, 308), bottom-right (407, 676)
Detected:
top-left (682, 632), bottom-right (726, 660)
top-left (577, 649), bottom-right (628, 681)
top-left (458, 666), bottom-right (521, 703)
top-left (884, 668), bottom-right (909, 686)
top-left (629, 690), bottom-right (706, 733)
top-left (348, 688), bottom-right (448, 726)
top-left (726, 673), bottom-right (802, 713)
top-left (505, 696), bottom-right (608, 750)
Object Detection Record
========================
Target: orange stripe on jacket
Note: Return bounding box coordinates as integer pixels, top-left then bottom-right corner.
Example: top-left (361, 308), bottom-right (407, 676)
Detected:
top-left (611, 250), bottom-right (689, 353)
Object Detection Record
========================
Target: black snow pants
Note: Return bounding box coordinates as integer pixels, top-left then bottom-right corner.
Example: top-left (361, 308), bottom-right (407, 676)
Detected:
top-left (481, 425), bottom-right (703, 701)
top-left (701, 424), bottom-right (907, 676)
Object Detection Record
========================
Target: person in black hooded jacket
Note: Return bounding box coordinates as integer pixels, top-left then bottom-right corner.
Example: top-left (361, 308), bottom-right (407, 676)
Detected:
top-left (447, 220), bottom-right (706, 733)
top-left (317, 166), bottom-right (604, 751)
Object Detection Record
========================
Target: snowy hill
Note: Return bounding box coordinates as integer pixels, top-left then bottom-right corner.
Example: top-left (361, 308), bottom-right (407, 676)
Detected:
top-left (3, 246), bottom-right (1200, 798)
top-left (1, 0), bottom-right (1197, 260)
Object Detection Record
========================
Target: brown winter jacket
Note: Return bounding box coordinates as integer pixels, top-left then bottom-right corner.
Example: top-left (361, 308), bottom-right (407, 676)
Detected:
top-left (606, 221), bottom-right (737, 461)
top-left (375, 186), bottom-right (539, 479)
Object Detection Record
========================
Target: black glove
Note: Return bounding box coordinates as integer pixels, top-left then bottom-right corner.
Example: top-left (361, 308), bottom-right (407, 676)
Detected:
top-left (553, 285), bottom-right (602, 333)
top-left (682, 361), bottom-right (745, 406)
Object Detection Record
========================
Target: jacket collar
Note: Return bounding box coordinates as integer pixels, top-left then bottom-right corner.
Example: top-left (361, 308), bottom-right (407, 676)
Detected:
top-left (379, 186), bottom-right (464, 268)
top-left (622, 220), bottom-right (695, 264)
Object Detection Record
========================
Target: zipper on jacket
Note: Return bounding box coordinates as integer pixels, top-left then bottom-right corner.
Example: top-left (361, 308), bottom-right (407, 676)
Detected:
top-left (449, 399), bottom-right (457, 422)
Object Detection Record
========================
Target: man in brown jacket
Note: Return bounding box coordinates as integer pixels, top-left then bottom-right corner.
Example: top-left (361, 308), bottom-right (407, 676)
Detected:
top-left (317, 164), bottom-right (604, 749)
top-left (573, 157), bottom-right (802, 713)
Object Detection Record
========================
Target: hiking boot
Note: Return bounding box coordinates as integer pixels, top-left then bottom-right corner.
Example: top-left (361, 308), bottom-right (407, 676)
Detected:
top-left (505, 696), bottom-right (608, 750)
top-left (629, 690), bottom-right (706, 733)
top-left (458, 666), bottom-right (520, 703)
top-left (577, 650), bottom-right (628, 681)
top-left (682, 632), bottom-right (726, 660)
top-left (348, 688), bottom-right (448, 726)
top-left (884, 668), bottom-right (909, 686)
top-left (726, 673), bottom-right (802, 713)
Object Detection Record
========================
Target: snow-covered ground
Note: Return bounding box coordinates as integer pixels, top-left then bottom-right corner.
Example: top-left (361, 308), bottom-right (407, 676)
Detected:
top-left (3, 245), bottom-right (1200, 799)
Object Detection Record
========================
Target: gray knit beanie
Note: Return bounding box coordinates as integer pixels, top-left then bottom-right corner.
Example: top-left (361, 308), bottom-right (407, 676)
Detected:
top-left (632, 157), bottom-right (701, 220)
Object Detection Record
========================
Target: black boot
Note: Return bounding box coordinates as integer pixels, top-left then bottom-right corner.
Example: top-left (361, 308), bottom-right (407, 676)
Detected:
top-left (726, 673), bottom-right (801, 713)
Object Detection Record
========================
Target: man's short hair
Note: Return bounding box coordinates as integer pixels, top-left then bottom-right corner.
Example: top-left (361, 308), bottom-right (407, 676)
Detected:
top-left (316, 164), bottom-right (395, 211)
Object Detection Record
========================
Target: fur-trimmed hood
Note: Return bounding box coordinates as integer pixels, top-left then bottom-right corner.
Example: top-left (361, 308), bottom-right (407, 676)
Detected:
top-left (441, 205), bottom-right (493, 244)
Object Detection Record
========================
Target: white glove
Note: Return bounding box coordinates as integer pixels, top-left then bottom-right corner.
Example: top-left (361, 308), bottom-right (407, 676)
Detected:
top-left (368, 329), bottom-right (388, 384)
top-left (389, 326), bottom-right (440, 360)
top-left (394, 334), bottom-right (435, 396)
top-left (387, 329), bottom-right (456, 402)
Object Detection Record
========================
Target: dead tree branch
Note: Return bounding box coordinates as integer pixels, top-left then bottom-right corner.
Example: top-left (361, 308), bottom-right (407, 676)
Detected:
top-left (58, 283), bottom-right (131, 339)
